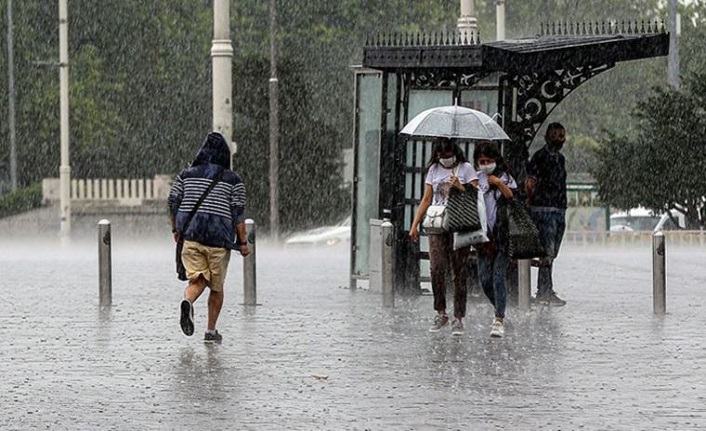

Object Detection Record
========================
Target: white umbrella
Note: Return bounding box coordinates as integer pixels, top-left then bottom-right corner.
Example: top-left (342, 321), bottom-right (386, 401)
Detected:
top-left (400, 105), bottom-right (510, 140)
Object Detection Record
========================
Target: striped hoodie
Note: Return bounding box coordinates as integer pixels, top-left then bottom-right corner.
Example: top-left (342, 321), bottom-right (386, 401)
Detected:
top-left (168, 132), bottom-right (246, 250)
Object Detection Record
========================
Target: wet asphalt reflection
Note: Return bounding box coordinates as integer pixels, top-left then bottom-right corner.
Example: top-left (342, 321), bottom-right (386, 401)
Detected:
top-left (1, 239), bottom-right (705, 430)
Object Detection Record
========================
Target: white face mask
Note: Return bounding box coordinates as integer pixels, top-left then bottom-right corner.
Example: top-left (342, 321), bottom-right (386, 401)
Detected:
top-left (439, 156), bottom-right (456, 168)
top-left (479, 163), bottom-right (496, 175)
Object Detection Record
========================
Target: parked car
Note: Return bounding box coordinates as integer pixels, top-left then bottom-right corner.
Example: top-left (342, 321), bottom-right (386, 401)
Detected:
top-left (609, 207), bottom-right (685, 233)
top-left (284, 216), bottom-right (351, 246)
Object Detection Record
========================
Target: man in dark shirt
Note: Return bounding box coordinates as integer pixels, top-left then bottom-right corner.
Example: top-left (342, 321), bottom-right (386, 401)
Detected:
top-left (525, 122), bottom-right (567, 306)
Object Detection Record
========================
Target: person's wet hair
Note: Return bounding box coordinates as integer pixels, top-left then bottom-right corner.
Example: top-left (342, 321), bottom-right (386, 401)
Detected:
top-left (427, 137), bottom-right (467, 167)
top-left (473, 141), bottom-right (509, 174)
top-left (545, 122), bottom-right (565, 137)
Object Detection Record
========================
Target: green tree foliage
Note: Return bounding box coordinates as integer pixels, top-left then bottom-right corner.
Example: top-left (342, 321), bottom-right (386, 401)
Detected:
top-left (0, 0), bottom-right (702, 232)
top-left (233, 53), bottom-right (348, 229)
top-left (591, 72), bottom-right (706, 228)
top-left (0, 182), bottom-right (42, 218)
top-left (589, 1), bottom-right (706, 228)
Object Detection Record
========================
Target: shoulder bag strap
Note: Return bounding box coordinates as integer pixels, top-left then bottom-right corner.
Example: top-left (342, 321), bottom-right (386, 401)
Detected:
top-left (181, 168), bottom-right (225, 235)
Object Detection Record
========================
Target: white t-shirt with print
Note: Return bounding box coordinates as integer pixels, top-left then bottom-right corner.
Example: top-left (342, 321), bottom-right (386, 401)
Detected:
top-left (477, 171), bottom-right (517, 230)
top-left (425, 162), bottom-right (478, 206)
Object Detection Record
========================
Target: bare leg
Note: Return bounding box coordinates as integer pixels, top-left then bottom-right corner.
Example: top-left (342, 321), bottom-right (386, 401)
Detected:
top-left (207, 290), bottom-right (224, 331)
top-left (184, 274), bottom-right (208, 303)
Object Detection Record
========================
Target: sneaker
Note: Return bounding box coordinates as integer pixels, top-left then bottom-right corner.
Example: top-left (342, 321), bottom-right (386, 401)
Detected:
top-left (451, 319), bottom-right (464, 336)
top-left (204, 330), bottom-right (223, 344)
top-left (180, 299), bottom-right (194, 336)
top-left (536, 293), bottom-right (566, 307)
top-left (429, 314), bottom-right (449, 333)
top-left (490, 318), bottom-right (505, 338)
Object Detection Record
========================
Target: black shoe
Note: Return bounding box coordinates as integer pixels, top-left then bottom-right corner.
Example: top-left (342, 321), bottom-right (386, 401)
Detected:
top-left (536, 293), bottom-right (567, 307)
top-left (204, 330), bottom-right (223, 344)
top-left (180, 299), bottom-right (194, 336)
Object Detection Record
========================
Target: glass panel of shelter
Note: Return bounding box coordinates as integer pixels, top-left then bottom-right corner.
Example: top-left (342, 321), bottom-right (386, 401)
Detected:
top-left (353, 71), bottom-right (383, 278)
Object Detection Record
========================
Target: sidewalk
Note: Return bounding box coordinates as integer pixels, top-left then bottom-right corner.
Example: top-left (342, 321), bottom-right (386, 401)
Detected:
top-left (1, 237), bottom-right (705, 430)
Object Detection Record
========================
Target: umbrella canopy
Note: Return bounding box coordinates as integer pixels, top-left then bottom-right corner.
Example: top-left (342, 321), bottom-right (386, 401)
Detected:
top-left (400, 105), bottom-right (509, 141)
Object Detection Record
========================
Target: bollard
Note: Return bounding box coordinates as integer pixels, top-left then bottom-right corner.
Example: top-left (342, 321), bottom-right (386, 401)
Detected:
top-left (653, 231), bottom-right (666, 315)
top-left (243, 218), bottom-right (257, 306)
top-left (381, 220), bottom-right (394, 307)
top-left (517, 259), bottom-right (531, 310)
top-left (98, 219), bottom-right (112, 307)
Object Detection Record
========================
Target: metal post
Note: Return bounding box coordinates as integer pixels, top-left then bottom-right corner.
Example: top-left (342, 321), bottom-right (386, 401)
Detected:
top-left (268, 0), bottom-right (280, 241)
top-left (667, 0), bottom-right (680, 89)
top-left (98, 219), bottom-right (112, 307)
top-left (7, 0), bottom-right (17, 191)
top-left (381, 220), bottom-right (394, 307)
top-left (211, 0), bottom-right (234, 155)
top-left (59, 0), bottom-right (71, 236)
top-left (653, 231), bottom-right (666, 315)
top-left (495, 0), bottom-right (506, 41)
top-left (243, 219), bottom-right (257, 305)
top-left (458, 0), bottom-right (478, 38)
top-left (517, 259), bottom-right (531, 310)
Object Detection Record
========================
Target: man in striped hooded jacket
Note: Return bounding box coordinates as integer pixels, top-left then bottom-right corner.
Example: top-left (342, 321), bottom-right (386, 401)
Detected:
top-left (168, 131), bottom-right (249, 344)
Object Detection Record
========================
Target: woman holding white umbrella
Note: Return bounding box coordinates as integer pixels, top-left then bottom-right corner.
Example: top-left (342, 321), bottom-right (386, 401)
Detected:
top-left (409, 137), bottom-right (478, 336)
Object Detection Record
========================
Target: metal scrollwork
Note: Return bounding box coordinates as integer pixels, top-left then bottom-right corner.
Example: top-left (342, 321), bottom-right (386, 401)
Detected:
top-left (507, 63), bottom-right (613, 147)
top-left (407, 70), bottom-right (488, 89)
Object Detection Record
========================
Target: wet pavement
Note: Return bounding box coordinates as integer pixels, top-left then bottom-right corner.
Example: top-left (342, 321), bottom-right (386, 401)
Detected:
top-left (1, 235), bottom-right (705, 430)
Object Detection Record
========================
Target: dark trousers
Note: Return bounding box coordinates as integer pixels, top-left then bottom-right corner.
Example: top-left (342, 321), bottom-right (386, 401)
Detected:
top-left (476, 245), bottom-right (509, 319)
top-left (428, 233), bottom-right (470, 319)
top-left (530, 208), bottom-right (566, 296)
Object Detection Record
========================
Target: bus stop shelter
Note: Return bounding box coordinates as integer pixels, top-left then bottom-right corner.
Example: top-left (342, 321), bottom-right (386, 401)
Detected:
top-left (350, 21), bottom-right (669, 293)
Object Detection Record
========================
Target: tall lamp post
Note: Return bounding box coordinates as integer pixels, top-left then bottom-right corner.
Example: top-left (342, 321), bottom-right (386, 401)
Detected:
top-left (211, 0), bottom-right (234, 155)
top-left (458, 0), bottom-right (478, 37)
top-left (496, 0), bottom-right (506, 41)
top-left (59, 0), bottom-right (71, 236)
top-left (667, 0), bottom-right (680, 89)
top-left (268, 0), bottom-right (280, 241)
top-left (7, 0), bottom-right (17, 191)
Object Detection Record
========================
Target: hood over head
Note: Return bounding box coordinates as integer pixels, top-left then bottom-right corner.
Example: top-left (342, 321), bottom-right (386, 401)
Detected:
top-left (191, 131), bottom-right (231, 169)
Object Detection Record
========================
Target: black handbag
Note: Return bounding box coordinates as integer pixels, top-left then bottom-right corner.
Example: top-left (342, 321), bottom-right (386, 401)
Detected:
top-left (175, 169), bottom-right (224, 281)
top-left (496, 198), bottom-right (546, 259)
top-left (442, 187), bottom-right (482, 233)
top-left (175, 240), bottom-right (187, 281)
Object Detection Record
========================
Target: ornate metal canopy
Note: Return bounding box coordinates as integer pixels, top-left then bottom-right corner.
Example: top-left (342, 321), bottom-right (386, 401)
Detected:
top-left (364, 21), bottom-right (668, 73)
top-left (355, 21), bottom-right (670, 293)
top-left (363, 20), bottom-right (669, 173)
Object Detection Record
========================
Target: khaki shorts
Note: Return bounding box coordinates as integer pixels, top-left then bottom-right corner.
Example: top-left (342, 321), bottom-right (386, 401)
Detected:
top-left (181, 240), bottom-right (231, 292)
